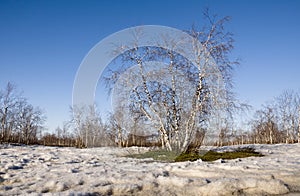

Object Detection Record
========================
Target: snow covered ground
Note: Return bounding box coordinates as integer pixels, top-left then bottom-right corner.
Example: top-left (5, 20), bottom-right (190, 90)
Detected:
top-left (0, 143), bottom-right (300, 195)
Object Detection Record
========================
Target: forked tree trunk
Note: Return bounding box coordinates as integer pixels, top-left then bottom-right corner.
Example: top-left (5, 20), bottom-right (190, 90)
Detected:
top-left (161, 126), bottom-right (172, 151)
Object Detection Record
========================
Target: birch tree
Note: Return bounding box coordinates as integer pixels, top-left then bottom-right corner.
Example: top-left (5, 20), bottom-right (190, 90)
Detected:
top-left (108, 105), bottom-right (128, 147)
top-left (105, 11), bottom-right (238, 153)
top-left (70, 104), bottom-right (115, 147)
top-left (275, 90), bottom-right (300, 143)
top-left (55, 126), bottom-right (62, 145)
top-left (252, 105), bottom-right (279, 144)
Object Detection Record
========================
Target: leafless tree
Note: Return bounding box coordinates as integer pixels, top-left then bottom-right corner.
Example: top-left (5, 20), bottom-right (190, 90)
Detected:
top-left (18, 103), bottom-right (45, 144)
top-left (108, 106), bottom-right (128, 147)
top-left (105, 11), bottom-right (239, 153)
top-left (0, 82), bottom-right (19, 142)
top-left (70, 104), bottom-right (115, 147)
top-left (0, 82), bottom-right (45, 144)
top-left (55, 126), bottom-right (62, 146)
top-left (61, 121), bottom-right (70, 146)
top-left (252, 105), bottom-right (280, 144)
top-left (70, 105), bottom-right (85, 147)
top-left (275, 90), bottom-right (300, 143)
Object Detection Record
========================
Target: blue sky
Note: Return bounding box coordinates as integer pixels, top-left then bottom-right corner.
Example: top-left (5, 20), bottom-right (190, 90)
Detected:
top-left (1, 0), bottom-right (300, 132)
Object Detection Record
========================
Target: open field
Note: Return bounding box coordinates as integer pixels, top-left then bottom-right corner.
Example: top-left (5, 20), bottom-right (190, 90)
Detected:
top-left (1, 143), bottom-right (300, 195)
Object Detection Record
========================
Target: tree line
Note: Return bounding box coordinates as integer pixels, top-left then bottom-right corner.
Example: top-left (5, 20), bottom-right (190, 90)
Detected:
top-left (250, 90), bottom-right (300, 144)
top-left (1, 82), bottom-right (300, 149)
top-left (0, 82), bottom-right (156, 147)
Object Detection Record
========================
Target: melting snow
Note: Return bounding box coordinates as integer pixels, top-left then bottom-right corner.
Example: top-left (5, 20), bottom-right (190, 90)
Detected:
top-left (0, 144), bottom-right (299, 195)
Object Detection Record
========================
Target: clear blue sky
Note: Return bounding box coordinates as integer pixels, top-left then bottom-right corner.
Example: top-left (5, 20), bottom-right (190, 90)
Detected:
top-left (1, 0), bottom-right (300, 132)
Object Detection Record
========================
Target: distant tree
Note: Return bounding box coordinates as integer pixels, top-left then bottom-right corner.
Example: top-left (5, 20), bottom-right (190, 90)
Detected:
top-left (0, 82), bottom-right (19, 142)
top-left (55, 126), bottom-right (62, 146)
top-left (70, 105), bottom-right (85, 147)
top-left (61, 121), bottom-right (71, 146)
top-left (70, 104), bottom-right (115, 148)
top-left (108, 111), bottom-right (124, 147)
top-left (275, 90), bottom-right (300, 143)
top-left (251, 105), bottom-right (281, 144)
top-left (0, 82), bottom-right (45, 144)
top-left (17, 104), bottom-right (45, 144)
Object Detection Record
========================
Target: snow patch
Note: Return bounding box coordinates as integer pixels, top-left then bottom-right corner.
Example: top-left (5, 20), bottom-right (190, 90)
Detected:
top-left (0, 144), bottom-right (299, 195)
